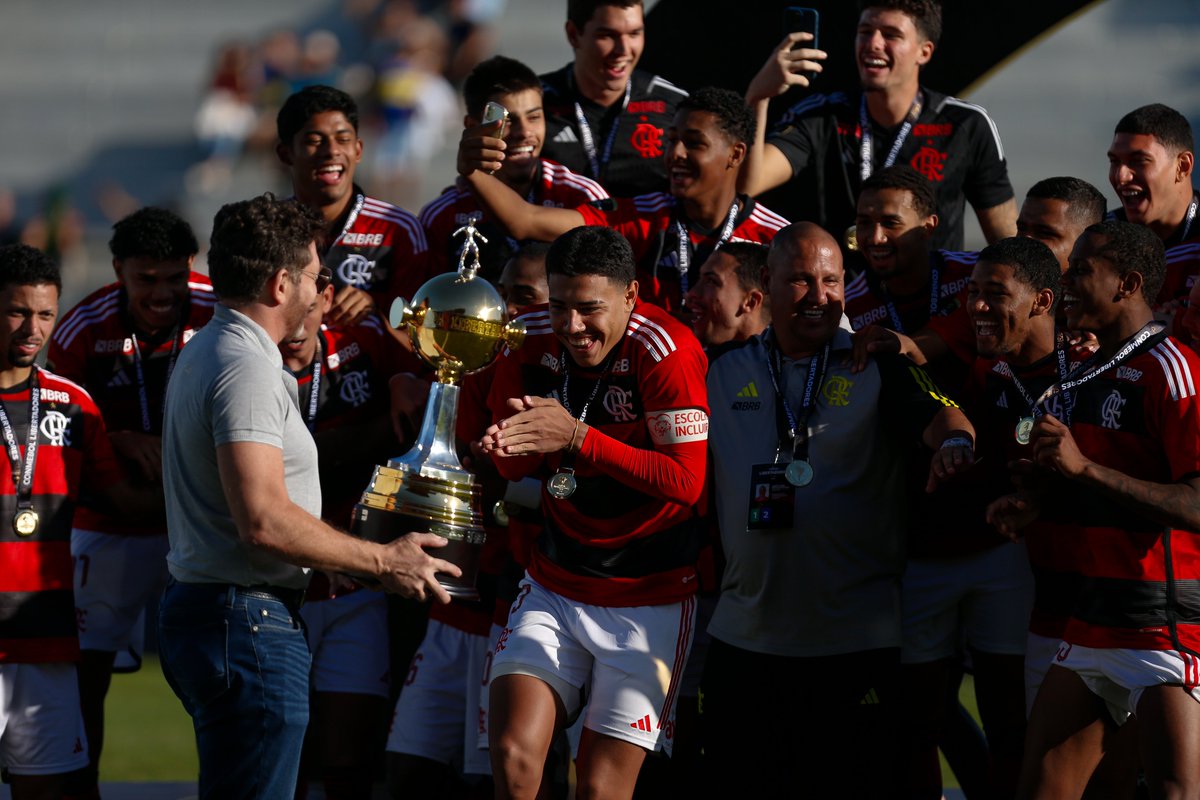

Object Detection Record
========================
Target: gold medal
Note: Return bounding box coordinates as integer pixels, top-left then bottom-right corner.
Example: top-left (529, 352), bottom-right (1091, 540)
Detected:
top-left (13, 509), bottom-right (38, 537)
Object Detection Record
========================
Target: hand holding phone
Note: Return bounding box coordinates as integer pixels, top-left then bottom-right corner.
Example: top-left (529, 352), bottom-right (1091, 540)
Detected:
top-left (745, 8), bottom-right (826, 105)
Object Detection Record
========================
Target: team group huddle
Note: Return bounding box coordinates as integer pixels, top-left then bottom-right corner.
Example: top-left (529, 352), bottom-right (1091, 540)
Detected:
top-left (0, 0), bottom-right (1196, 798)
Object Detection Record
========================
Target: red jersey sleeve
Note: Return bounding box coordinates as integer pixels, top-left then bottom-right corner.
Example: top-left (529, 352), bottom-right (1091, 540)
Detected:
top-left (577, 330), bottom-right (709, 505)
top-left (1146, 337), bottom-right (1200, 482)
top-left (574, 197), bottom-right (659, 263)
top-left (76, 387), bottom-right (122, 493)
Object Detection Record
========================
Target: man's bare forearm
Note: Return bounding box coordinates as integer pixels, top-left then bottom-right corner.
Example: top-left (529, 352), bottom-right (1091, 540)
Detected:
top-left (1076, 464), bottom-right (1200, 532)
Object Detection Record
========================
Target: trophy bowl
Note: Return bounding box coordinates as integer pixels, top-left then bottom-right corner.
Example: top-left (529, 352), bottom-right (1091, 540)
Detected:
top-left (350, 223), bottom-right (524, 599)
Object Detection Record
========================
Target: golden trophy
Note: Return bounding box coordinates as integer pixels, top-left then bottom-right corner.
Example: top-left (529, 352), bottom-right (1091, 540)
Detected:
top-left (351, 221), bottom-right (525, 599)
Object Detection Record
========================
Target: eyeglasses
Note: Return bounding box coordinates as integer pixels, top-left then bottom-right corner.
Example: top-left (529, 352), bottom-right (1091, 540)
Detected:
top-left (301, 266), bottom-right (333, 293)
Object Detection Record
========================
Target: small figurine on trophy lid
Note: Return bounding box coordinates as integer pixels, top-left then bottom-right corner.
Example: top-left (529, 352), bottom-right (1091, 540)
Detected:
top-left (351, 218), bottom-right (524, 599)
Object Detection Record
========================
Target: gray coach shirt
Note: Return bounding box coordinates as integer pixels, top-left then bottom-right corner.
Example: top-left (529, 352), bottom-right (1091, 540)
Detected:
top-left (163, 304), bottom-right (319, 589)
top-left (706, 328), bottom-right (952, 657)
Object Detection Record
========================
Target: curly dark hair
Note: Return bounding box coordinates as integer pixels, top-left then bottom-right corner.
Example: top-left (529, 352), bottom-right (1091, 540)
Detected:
top-left (546, 226), bottom-right (635, 286)
top-left (1082, 220), bottom-right (1166, 304)
top-left (860, 165), bottom-right (936, 218)
top-left (463, 56), bottom-right (543, 120)
top-left (0, 244), bottom-right (62, 293)
top-left (677, 86), bottom-right (755, 146)
top-left (977, 237), bottom-right (1061, 310)
top-left (207, 194), bottom-right (325, 304)
top-left (859, 0), bottom-right (942, 45)
top-left (109, 207), bottom-right (199, 262)
top-left (1114, 103), bottom-right (1194, 156)
top-left (277, 85), bottom-right (359, 145)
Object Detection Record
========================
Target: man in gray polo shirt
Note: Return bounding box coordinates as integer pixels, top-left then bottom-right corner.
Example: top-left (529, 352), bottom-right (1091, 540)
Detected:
top-left (701, 222), bottom-right (975, 796)
top-left (157, 194), bottom-right (458, 800)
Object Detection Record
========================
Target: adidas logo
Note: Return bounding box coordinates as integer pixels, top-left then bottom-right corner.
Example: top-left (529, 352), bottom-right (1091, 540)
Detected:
top-left (630, 714), bottom-right (653, 732)
top-left (996, 392), bottom-right (1008, 409)
top-left (859, 688), bottom-right (881, 705)
top-left (107, 371), bottom-right (132, 388)
top-left (731, 380), bottom-right (763, 411)
top-left (553, 128), bottom-right (579, 143)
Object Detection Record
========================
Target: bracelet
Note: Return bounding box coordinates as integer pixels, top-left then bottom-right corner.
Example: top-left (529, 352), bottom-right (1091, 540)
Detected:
top-left (940, 436), bottom-right (974, 450)
top-left (566, 418), bottom-right (581, 453)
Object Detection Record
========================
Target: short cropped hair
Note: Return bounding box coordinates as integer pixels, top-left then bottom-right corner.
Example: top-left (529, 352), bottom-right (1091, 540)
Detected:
top-left (567, 0), bottom-right (641, 30)
top-left (1025, 177), bottom-right (1107, 228)
top-left (208, 194), bottom-right (325, 304)
top-left (109, 207), bottom-right (199, 262)
top-left (860, 165), bottom-right (936, 218)
top-left (718, 241), bottom-right (769, 293)
top-left (1082, 220), bottom-right (1166, 304)
top-left (859, 0), bottom-right (942, 46)
top-left (462, 56), bottom-right (543, 120)
top-left (515, 240), bottom-right (552, 263)
top-left (0, 244), bottom-right (62, 293)
top-left (977, 237), bottom-right (1061, 309)
top-left (1114, 104), bottom-right (1194, 156)
top-left (277, 85), bottom-right (359, 144)
top-left (677, 86), bottom-right (755, 146)
top-left (546, 226), bottom-right (635, 286)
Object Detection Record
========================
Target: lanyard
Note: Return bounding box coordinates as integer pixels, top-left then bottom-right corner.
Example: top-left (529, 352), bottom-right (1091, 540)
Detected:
top-left (859, 92), bottom-right (923, 182)
top-left (675, 200), bottom-right (740, 295)
top-left (305, 335), bottom-right (323, 432)
top-left (331, 192), bottom-right (365, 249)
top-left (128, 324), bottom-right (181, 434)
top-left (1179, 195), bottom-right (1198, 243)
top-left (573, 78), bottom-right (632, 179)
top-left (560, 348), bottom-right (618, 422)
top-left (0, 370), bottom-right (40, 513)
top-left (764, 334), bottom-right (831, 463)
top-left (1034, 322), bottom-right (1162, 426)
top-left (1005, 335), bottom-right (1071, 419)
top-left (883, 266), bottom-right (940, 334)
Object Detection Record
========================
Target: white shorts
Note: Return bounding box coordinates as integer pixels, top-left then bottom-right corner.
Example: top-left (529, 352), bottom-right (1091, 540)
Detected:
top-left (71, 529), bottom-right (169, 668)
top-left (901, 541), bottom-right (1034, 664)
top-left (301, 589), bottom-right (390, 698)
top-left (490, 576), bottom-right (695, 754)
top-left (1054, 642), bottom-right (1200, 725)
top-left (386, 620), bottom-right (492, 776)
top-left (0, 663), bottom-right (88, 776)
top-left (1024, 632), bottom-right (1062, 718)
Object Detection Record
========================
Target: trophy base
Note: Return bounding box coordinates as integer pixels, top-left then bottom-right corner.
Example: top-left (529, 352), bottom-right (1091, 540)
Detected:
top-left (352, 504), bottom-right (483, 602)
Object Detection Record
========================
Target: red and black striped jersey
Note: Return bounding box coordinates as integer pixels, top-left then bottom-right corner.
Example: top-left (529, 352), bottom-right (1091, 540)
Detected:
top-left (420, 160), bottom-right (608, 283)
top-left (323, 188), bottom-right (429, 310)
top-left (1045, 332), bottom-right (1200, 651)
top-left (576, 193), bottom-right (788, 314)
top-left (964, 349), bottom-right (1088, 634)
top-left (46, 274), bottom-right (215, 536)
top-left (289, 316), bottom-right (413, 531)
top-left (844, 250), bottom-right (978, 335)
top-left (486, 300), bottom-right (709, 607)
top-left (0, 368), bottom-right (121, 663)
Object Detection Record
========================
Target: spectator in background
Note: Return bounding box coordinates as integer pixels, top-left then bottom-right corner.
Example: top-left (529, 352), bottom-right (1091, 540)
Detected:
top-left (370, 15), bottom-right (459, 210)
top-left (191, 40), bottom-right (261, 194)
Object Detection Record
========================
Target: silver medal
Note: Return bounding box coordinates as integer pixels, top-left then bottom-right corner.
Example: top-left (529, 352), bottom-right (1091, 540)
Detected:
top-left (1015, 416), bottom-right (1034, 446)
top-left (547, 470), bottom-right (577, 499)
top-left (785, 460), bottom-right (813, 487)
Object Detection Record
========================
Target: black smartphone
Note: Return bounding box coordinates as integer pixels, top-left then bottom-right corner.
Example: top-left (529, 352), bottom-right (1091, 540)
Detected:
top-left (784, 6), bottom-right (819, 52)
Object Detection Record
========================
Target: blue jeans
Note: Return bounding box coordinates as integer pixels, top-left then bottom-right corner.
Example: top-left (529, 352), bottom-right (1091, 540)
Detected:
top-left (158, 579), bottom-right (311, 800)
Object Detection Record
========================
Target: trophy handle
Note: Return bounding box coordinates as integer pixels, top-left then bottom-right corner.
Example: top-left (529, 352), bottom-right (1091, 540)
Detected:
top-left (390, 297), bottom-right (418, 329)
top-left (501, 318), bottom-right (526, 352)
